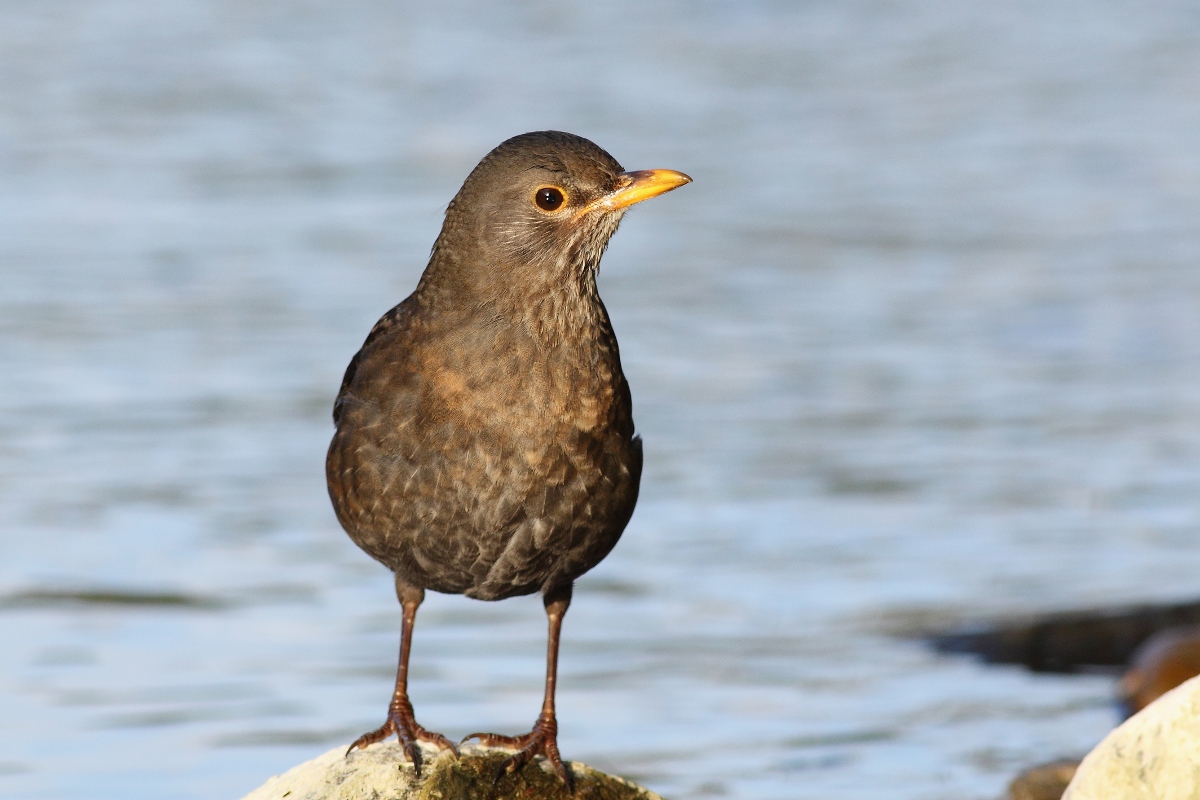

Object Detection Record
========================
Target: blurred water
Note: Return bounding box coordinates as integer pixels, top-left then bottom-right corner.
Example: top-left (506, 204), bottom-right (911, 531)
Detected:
top-left (3, 1), bottom-right (1200, 798)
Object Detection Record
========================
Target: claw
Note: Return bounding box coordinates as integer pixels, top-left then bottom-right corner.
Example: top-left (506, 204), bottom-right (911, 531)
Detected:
top-left (424, 731), bottom-right (461, 757)
top-left (406, 738), bottom-right (425, 775)
top-left (345, 703), bottom-right (455, 778)
top-left (493, 747), bottom-right (574, 793)
top-left (346, 726), bottom-right (388, 757)
top-left (466, 714), bottom-right (574, 792)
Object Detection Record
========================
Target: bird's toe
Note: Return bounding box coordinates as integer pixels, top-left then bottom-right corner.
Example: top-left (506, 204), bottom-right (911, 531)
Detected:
top-left (347, 705), bottom-right (455, 777)
top-left (475, 713), bottom-right (573, 792)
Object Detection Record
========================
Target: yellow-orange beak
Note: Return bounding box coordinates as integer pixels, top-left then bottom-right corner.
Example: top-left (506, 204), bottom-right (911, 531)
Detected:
top-left (586, 169), bottom-right (692, 214)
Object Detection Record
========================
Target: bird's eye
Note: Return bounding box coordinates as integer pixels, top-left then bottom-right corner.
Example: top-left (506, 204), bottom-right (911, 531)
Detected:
top-left (534, 187), bottom-right (565, 211)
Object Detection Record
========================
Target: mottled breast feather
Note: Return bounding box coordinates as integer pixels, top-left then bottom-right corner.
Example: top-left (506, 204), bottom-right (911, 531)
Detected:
top-left (326, 296), bottom-right (642, 601)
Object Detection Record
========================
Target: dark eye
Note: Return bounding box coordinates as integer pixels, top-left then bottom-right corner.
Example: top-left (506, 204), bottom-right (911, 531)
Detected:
top-left (534, 187), bottom-right (565, 211)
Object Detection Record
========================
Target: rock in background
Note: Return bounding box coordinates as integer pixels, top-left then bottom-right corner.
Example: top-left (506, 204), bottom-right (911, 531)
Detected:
top-left (1007, 759), bottom-right (1079, 800)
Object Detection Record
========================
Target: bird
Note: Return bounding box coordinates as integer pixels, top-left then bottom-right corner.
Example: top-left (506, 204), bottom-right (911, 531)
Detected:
top-left (326, 130), bottom-right (690, 789)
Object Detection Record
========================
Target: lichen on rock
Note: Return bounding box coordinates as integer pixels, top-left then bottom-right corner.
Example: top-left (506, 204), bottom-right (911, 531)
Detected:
top-left (240, 741), bottom-right (663, 800)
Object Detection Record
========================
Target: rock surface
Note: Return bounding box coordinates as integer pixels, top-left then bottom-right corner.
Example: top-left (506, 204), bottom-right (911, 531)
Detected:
top-left (1063, 673), bottom-right (1200, 800)
top-left (1007, 759), bottom-right (1079, 800)
top-left (240, 741), bottom-right (663, 800)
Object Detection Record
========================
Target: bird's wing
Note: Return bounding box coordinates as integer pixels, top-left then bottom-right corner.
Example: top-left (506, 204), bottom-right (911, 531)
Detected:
top-left (333, 299), bottom-right (415, 425)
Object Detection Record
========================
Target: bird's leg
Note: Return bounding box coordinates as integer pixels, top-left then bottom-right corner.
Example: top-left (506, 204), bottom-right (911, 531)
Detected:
top-left (347, 580), bottom-right (457, 775)
top-left (463, 583), bottom-right (575, 791)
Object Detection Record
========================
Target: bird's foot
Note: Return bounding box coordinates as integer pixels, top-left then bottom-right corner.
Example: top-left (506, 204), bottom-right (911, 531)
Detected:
top-left (462, 712), bottom-right (573, 791)
top-left (347, 697), bottom-right (457, 776)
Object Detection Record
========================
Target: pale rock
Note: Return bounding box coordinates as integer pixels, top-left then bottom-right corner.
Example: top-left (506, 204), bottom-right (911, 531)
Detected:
top-left (240, 741), bottom-right (663, 800)
top-left (1063, 673), bottom-right (1200, 800)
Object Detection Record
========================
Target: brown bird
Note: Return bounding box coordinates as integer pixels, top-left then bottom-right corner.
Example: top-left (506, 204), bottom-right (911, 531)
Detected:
top-left (326, 131), bottom-right (690, 788)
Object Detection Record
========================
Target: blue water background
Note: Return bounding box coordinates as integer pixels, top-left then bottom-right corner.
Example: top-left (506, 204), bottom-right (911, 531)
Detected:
top-left (3, 2), bottom-right (1200, 798)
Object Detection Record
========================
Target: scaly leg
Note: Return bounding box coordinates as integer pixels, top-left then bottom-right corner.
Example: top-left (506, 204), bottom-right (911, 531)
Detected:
top-left (463, 583), bottom-right (575, 791)
top-left (348, 579), bottom-right (456, 775)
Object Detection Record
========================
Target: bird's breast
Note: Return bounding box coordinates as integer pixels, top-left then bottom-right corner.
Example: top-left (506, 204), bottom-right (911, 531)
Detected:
top-left (421, 323), bottom-right (622, 438)
top-left (330, 310), bottom-right (639, 598)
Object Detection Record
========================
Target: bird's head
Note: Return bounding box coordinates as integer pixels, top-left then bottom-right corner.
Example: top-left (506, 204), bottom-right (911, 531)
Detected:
top-left (424, 131), bottom-right (690, 305)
